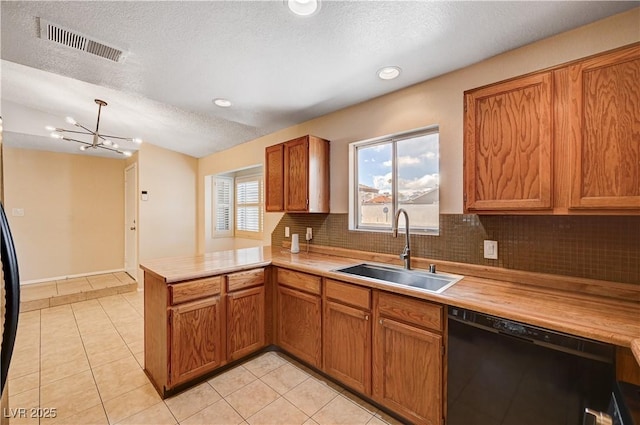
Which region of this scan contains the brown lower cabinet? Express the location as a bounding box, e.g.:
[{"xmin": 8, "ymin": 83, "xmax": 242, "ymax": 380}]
[
  {"xmin": 323, "ymin": 279, "xmax": 372, "ymax": 395},
  {"xmin": 227, "ymin": 285, "xmax": 265, "ymax": 361},
  {"xmin": 146, "ymin": 265, "xmax": 443, "ymax": 423},
  {"xmin": 275, "ymin": 268, "xmax": 322, "ymax": 367},
  {"xmin": 169, "ymin": 295, "xmax": 223, "ymax": 386},
  {"xmin": 372, "ymin": 291, "xmax": 444, "ymax": 425},
  {"xmin": 144, "ymin": 268, "xmax": 267, "ymax": 396}
]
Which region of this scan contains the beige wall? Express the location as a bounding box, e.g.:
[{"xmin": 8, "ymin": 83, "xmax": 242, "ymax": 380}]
[
  {"xmin": 3, "ymin": 147, "xmax": 125, "ymax": 282},
  {"xmin": 197, "ymin": 9, "xmax": 640, "ymax": 253},
  {"xmin": 138, "ymin": 143, "xmax": 198, "ymax": 267},
  {"xmin": 1, "ymin": 142, "xmax": 197, "ymax": 283}
]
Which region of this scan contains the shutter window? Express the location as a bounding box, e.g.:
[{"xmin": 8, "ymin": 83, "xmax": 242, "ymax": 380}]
[
  {"xmin": 235, "ymin": 175, "xmax": 263, "ymax": 237},
  {"xmin": 214, "ymin": 176, "xmax": 233, "ymax": 237}
]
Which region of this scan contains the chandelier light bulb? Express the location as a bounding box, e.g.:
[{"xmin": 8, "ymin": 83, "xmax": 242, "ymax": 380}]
[
  {"xmin": 79, "ymin": 146, "xmax": 87, "ymax": 151},
  {"xmin": 65, "ymin": 116, "xmax": 77, "ymax": 125},
  {"xmin": 45, "ymin": 125, "xmax": 56, "ymax": 131},
  {"xmin": 112, "ymin": 143, "xmax": 119, "ymax": 149},
  {"xmin": 103, "ymin": 140, "xmax": 112, "ymax": 146},
  {"xmin": 123, "ymin": 151, "xmax": 132, "ymax": 157},
  {"xmin": 50, "ymin": 132, "xmax": 63, "ymax": 139},
  {"xmin": 132, "ymin": 137, "xmax": 143, "ymax": 144}
]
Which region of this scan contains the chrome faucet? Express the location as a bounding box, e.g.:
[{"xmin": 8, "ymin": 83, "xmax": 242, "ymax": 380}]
[{"xmin": 392, "ymin": 208, "xmax": 411, "ymax": 270}]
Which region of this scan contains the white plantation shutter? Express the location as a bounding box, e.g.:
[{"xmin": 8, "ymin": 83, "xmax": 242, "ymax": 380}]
[
  {"xmin": 214, "ymin": 176, "xmax": 233, "ymax": 237},
  {"xmin": 235, "ymin": 175, "xmax": 263, "ymax": 237}
]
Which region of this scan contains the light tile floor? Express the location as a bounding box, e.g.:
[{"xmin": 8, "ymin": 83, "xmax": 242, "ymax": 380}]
[
  {"xmin": 7, "ymin": 291, "xmax": 402, "ymax": 425},
  {"xmin": 19, "ymin": 273, "xmax": 138, "ymax": 312}
]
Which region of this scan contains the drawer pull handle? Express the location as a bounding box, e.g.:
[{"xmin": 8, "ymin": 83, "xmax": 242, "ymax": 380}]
[
  {"xmin": 379, "ymin": 319, "xmax": 384, "ymax": 325},
  {"xmin": 365, "ymin": 315, "xmax": 369, "ymax": 321}
]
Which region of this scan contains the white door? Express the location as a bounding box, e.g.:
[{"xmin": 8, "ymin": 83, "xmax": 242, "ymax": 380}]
[{"xmin": 124, "ymin": 164, "xmax": 138, "ymax": 280}]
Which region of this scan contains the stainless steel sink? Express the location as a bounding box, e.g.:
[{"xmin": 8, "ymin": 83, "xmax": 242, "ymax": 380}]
[{"xmin": 333, "ymin": 263, "xmax": 463, "ymax": 293}]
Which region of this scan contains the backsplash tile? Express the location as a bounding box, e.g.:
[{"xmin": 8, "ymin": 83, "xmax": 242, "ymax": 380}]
[{"xmin": 271, "ymin": 213, "xmax": 639, "ymax": 285}]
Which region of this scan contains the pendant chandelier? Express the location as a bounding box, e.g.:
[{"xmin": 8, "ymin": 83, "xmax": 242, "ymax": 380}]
[{"xmin": 46, "ymin": 99, "xmax": 141, "ymax": 156}]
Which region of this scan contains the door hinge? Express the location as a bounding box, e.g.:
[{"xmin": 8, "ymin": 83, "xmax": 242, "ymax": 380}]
[{"xmin": 306, "ymin": 199, "xmax": 309, "ymax": 206}]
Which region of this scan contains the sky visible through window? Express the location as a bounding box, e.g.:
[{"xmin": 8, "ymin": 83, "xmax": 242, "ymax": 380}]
[{"xmin": 358, "ymin": 133, "xmax": 439, "ymax": 199}]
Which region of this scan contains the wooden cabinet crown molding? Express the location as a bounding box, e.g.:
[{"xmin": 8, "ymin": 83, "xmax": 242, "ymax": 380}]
[{"xmin": 464, "ymin": 42, "xmax": 640, "ymax": 215}]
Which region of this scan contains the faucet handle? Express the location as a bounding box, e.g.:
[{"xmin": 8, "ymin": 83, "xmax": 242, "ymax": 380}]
[{"xmin": 429, "ymin": 264, "xmax": 436, "ymax": 273}]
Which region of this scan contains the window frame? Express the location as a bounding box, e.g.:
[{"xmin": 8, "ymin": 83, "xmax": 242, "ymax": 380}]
[{"xmin": 348, "ymin": 126, "xmax": 440, "ymax": 235}]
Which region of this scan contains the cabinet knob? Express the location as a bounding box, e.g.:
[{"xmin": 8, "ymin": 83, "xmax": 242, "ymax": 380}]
[
  {"xmin": 379, "ymin": 319, "xmax": 384, "ymax": 325},
  {"xmin": 364, "ymin": 315, "xmax": 369, "ymax": 321}
]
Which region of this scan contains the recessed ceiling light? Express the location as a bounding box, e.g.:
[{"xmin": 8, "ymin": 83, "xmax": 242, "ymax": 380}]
[
  {"xmin": 378, "ymin": 66, "xmax": 401, "ymax": 80},
  {"xmin": 286, "ymin": 0, "xmax": 320, "ymax": 17},
  {"xmin": 213, "ymin": 98, "xmax": 232, "ymax": 108}
]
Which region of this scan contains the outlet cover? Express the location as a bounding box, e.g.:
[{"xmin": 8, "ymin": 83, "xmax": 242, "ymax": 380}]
[
  {"xmin": 484, "ymin": 240, "xmax": 498, "ymax": 260},
  {"xmin": 285, "ymin": 227, "xmax": 290, "ymax": 238}
]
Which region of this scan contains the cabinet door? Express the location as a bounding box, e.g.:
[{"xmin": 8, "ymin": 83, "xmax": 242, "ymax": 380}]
[
  {"xmin": 464, "ymin": 72, "xmax": 553, "ymax": 212},
  {"xmin": 227, "ymin": 286, "xmax": 265, "ymax": 361},
  {"xmin": 373, "ymin": 317, "xmax": 442, "ymax": 425},
  {"xmin": 277, "ymin": 285, "xmax": 321, "ymax": 367},
  {"xmin": 323, "ymin": 300, "xmax": 371, "ymax": 394},
  {"xmin": 284, "ymin": 137, "xmax": 310, "ymax": 212},
  {"xmin": 568, "ymin": 45, "xmax": 640, "ymax": 209},
  {"xmin": 169, "ymin": 296, "xmax": 223, "ymax": 387},
  {"xmin": 265, "ymin": 144, "xmax": 285, "ymax": 212}
]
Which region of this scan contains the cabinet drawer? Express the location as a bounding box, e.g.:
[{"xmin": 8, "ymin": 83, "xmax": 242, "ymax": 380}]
[
  {"xmin": 227, "ymin": 268, "xmax": 265, "ymax": 292},
  {"xmin": 169, "ymin": 276, "xmax": 222, "ymax": 305},
  {"xmin": 325, "ymin": 279, "xmax": 371, "ymax": 310},
  {"xmin": 376, "ymin": 291, "xmax": 442, "ymax": 332},
  {"xmin": 278, "ymin": 268, "xmax": 321, "ymax": 295}
]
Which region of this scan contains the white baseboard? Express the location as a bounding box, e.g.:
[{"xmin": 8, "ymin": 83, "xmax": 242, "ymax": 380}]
[{"xmin": 20, "ymin": 268, "xmax": 127, "ymax": 286}]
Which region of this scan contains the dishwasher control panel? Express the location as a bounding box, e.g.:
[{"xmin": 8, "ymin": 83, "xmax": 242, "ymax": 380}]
[{"xmin": 448, "ymin": 306, "xmax": 614, "ymax": 363}]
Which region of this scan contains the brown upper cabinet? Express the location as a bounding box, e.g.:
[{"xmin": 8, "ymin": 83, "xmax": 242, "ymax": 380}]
[
  {"xmin": 265, "ymin": 135, "xmax": 330, "ymax": 213},
  {"xmin": 464, "ymin": 43, "xmax": 640, "ymax": 214}
]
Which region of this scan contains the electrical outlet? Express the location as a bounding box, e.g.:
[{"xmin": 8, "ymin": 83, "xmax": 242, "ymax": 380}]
[
  {"xmin": 306, "ymin": 227, "xmax": 313, "ymax": 241},
  {"xmin": 484, "ymin": 240, "xmax": 498, "ymax": 260},
  {"xmin": 285, "ymin": 227, "xmax": 290, "ymax": 238}
]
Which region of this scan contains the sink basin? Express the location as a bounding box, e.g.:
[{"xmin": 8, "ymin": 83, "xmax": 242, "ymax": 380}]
[{"xmin": 333, "ymin": 263, "xmax": 463, "ymax": 293}]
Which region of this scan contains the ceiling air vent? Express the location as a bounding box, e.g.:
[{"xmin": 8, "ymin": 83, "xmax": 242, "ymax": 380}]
[{"xmin": 37, "ymin": 18, "xmax": 126, "ymax": 63}]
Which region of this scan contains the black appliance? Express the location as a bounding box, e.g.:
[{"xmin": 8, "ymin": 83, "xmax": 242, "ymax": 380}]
[
  {"xmin": 448, "ymin": 306, "xmax": 614, "ymax": 425},
  {"xmin": 1, "ymin": 202, "xmax": 21, "ymax": 395}
]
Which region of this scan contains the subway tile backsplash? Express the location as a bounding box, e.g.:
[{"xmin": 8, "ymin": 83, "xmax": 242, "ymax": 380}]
[{"xmin": 271, "ymin": 213, "xmax": 640, "ymax": 285}]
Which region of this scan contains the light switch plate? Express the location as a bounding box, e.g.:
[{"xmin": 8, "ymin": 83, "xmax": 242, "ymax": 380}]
[
  {"xmin": 484, "ymin": 240, "xmax": 498, "ymax": 260},
  {"xmin": 285, "ymin": 227, "xmax": 290, "ymax": 238},
  {"xmin": 12, "ymin": 208, "xmax": 24, "ymax": 217}
]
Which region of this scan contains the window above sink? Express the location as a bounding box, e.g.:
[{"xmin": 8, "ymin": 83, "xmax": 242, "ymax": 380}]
[{"xmin": 348, "ymin": 126, "xmax": 440, "ymax": 235}]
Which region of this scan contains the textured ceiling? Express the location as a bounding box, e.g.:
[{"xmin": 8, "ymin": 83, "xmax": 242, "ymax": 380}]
[{"xmin": 1, "ymin": 1, "xmax": 637, "ymax": 158}]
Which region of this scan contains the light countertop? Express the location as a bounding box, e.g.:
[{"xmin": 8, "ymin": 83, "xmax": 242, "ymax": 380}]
[{"xmin": 141, "ymin": 246, "xmax": 640, "ymax": 358}]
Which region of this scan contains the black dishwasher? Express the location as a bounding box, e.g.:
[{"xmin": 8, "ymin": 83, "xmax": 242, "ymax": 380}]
[{"xmin": 448, "ymin": 307, "xmax": 614, "ymax": 425}]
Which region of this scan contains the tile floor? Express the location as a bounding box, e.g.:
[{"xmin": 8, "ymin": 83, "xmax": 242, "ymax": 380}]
[
  {"xmin": 19, "ymin": 273, "xmax": 138, "ymax": 312},
  {"xmin": 7, "ymin": 290, "xmax": 402, "ymax": 425}
]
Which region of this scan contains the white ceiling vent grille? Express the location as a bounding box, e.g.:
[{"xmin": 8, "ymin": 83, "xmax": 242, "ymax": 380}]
[{"xmin": 37, "ymin": 18, "xmax": 126, "ymax": 63}]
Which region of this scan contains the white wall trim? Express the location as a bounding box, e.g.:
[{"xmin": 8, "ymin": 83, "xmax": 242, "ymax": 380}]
[{"xmin": 20, "ymin": 268, "xmax": 127, "ymax": 285}]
